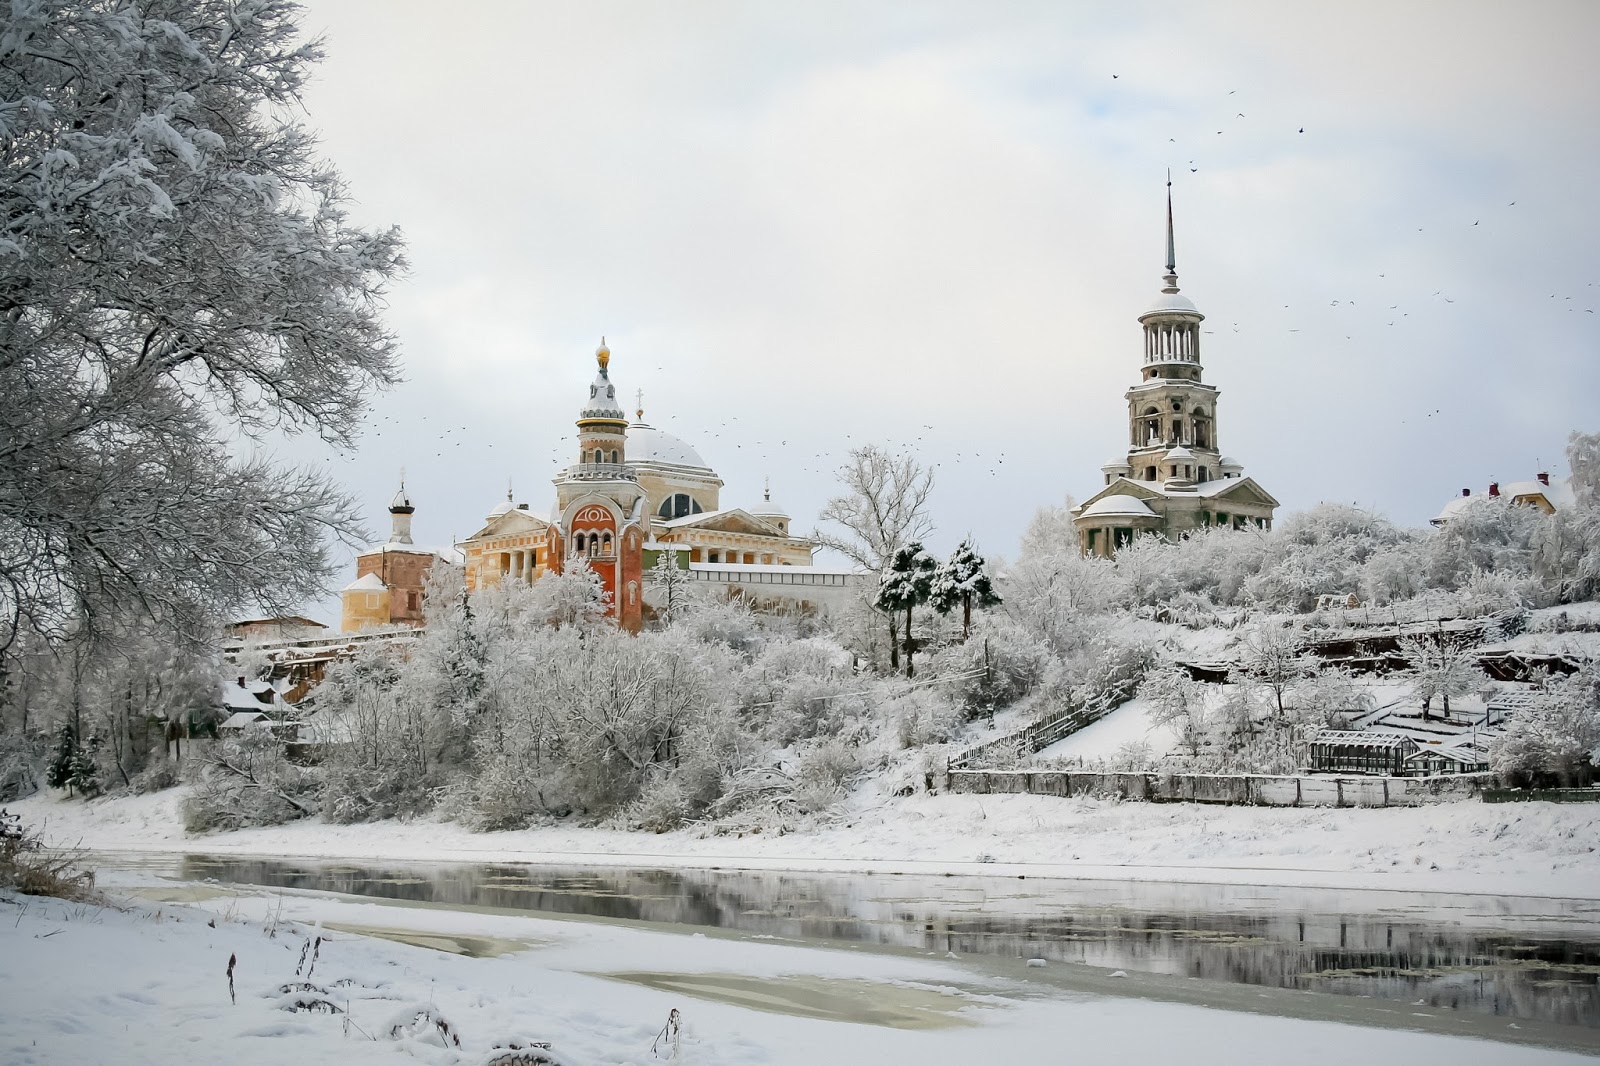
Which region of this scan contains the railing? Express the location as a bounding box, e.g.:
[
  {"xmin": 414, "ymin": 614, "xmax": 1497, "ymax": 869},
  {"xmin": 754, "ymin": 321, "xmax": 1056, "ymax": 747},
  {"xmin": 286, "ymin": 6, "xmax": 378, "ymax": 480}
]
[{"xmin": 563, "ymin": 462, "xmax": 637, "ymax": 481}]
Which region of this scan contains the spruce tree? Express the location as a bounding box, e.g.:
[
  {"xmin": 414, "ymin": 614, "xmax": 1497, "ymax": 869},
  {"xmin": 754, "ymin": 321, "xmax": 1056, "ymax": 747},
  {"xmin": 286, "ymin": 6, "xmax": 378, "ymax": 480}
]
[
  {"xmin": 874, "ymin": 542, "xmax": 937, "ymax": 677},
  {"xmin": 46, "ymin": 723, "xmax": 77, "ymax": 791},
  {"xmin": 931, "ymin": 537, "xmax": 1002, "ymax": 640}
]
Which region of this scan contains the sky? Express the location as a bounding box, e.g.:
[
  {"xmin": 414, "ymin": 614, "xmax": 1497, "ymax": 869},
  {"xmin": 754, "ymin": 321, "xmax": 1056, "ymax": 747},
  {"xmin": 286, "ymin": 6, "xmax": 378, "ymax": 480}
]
[{"xmin": 278, "ymin": 0, "xmax": 1600, "ymax": 621}]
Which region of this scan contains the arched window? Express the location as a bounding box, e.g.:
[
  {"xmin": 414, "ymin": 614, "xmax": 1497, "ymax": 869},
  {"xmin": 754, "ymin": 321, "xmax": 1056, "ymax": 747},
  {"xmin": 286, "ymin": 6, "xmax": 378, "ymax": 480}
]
[
  {"xmin": 601, "ymin": 532, "xmax": 613, "ymax": 554},
  {"xmin": 656, "ymin": 493, "xmax": 703, "ymax": 520},
  {"xmin": 609, "ymin": 450, "xmax": 618, "ymax": 464},
  {"xmin": 592, "ymin": 449, "xmax": 603, "ymax": 464},
  {"xmin": 589, "ymin": 532, "xmax": 601, "ymax": 554},
  {"xmin": 574, "ymin": 534, "xmax": 586, "ymax": 555}
]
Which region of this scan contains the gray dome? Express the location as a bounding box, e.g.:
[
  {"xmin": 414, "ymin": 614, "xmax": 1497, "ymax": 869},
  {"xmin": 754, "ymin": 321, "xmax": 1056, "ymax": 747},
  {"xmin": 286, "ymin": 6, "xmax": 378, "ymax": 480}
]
[{"xmin": 627, "ymin": 422, "xmax": 712, "ymax": 472}]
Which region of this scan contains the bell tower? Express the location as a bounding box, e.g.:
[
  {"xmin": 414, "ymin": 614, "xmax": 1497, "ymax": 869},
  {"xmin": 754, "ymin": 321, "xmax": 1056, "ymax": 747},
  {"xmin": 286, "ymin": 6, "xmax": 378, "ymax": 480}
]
[{"xmin": 1124, "ymin": 176, "xmax": 1222, "ymax": 486}]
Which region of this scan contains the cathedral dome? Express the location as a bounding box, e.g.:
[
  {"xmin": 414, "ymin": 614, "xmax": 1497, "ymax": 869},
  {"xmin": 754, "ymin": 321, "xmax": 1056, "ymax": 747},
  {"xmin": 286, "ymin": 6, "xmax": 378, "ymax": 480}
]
[
  {"xmin": 1220, "ymin": 455, "xmax": 1244, "ymax": 475},
  {"xmin": 627, "ymin": 421, "xmax": 713, "ymax": 472},
  {"xmin": 1081, "ymin": 494, "xmax": 1157, "ymax": 519},
  {"xmin": 1165, "ymin": 445, "xmax": 1197, "ymax": 463}
]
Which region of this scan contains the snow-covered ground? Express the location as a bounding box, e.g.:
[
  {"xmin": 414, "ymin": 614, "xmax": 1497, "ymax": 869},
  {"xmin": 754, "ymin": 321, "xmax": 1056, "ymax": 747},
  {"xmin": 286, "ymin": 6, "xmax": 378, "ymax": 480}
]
[
  {"xmin": 4, "ymin": 874, "xmax": 1596, "ymax": 1065},
  {"xmin": 14, "ymin": 785, "xmax": 1600, "ymax": 899},
  {"xmin": 1032, "ymin": 693, "xmax": 1177, "ymax": 762}
]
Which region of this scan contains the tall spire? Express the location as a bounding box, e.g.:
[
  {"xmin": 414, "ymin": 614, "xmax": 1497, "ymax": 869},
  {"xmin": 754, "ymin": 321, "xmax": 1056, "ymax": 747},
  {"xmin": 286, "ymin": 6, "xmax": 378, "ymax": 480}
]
[
  {"xmin": 1163, "ymin": 171, "xmax": 1179, "ymax": 293},
  {"xmin": 636, "ymin": 388, "xmax": 644, "ymax": 422}
]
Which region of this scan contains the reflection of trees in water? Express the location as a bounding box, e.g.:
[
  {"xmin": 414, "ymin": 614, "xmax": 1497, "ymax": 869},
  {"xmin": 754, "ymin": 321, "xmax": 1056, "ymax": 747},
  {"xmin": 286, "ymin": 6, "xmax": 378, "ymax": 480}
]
[{"xmin": 179, "ymin": 856, "xmax": 1598, "ymax": 1027}]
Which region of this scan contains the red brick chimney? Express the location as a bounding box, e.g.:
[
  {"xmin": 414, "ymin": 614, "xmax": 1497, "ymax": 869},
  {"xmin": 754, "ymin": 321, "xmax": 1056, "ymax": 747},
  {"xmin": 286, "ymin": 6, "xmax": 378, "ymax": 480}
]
[
  {"xmin": 1537, "ymin": 472, "xmax": 1550, "ymax": 486},
  {"xmin": 1488, "ymin": 482, "xmax": 1500, "ymax": 497},
  {"xmin": 1461, "ymin": 488, "xmax": 1471, "ymax": 497}
]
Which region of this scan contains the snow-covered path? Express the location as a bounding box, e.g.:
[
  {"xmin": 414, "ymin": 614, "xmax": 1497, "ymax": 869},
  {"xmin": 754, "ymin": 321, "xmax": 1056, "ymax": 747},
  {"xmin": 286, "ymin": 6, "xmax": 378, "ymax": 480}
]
[{"xmin": 14, "ymin": 786, "xmax": 1600, "ymax": 899}]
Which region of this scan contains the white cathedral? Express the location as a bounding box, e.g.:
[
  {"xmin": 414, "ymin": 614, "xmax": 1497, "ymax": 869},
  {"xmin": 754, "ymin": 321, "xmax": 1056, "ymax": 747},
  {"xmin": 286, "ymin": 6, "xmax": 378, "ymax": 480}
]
[{"xmin": 1072, "ymin": 185, "xmax": 1279, "ymax": 555}]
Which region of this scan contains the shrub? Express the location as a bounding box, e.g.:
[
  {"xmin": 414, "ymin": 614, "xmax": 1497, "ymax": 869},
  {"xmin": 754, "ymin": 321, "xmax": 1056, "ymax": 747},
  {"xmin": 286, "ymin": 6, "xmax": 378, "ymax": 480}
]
[{"xmin": 0, "ymin": 808, "xmax": 96, "ymax": 901}]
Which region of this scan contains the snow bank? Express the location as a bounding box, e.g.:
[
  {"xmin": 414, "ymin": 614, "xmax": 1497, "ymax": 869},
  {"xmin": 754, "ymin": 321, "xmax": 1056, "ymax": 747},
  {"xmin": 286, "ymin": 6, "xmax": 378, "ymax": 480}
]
[{"xmin": 13, "ymin": 786, "xmax": 1600, "ymax": 899}]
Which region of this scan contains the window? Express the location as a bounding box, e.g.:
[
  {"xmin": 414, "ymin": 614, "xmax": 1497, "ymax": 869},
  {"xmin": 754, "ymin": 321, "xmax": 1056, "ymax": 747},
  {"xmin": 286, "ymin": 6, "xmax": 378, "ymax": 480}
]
[
  {"xmin": 1198, "ymin": 466, "xmax": 1208, "ymax": 483},
  {"xmin": 656, "ymin": 493, "xmax": 703, "ymax": 520},
  {"xmin": 1145, "ymin": 466, "xmax": 1156, "ymax": 480},
  {"xmin": 708, "ymin": 552, "xmax": 720, "ymax": 563},
  {"xmin": 609, "ymin": 450, "xmax": 618, "ymax": 463},
  {"xmin": 592, "ymin": 449, "xmax": 603, "ymax": 464},
  {"xmin": 601, "ymin": 532, "xmax": 613, "ymax": 554}
]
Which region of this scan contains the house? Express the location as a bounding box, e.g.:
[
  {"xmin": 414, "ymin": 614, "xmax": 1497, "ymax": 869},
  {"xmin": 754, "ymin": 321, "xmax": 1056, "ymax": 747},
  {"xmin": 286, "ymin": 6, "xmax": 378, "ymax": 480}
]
[
  {"xmin": 226, "ymin": 616, "xmax": 329, "ymax": 642},
  {"xmin": 1431, "ymin": 473, "xmax": 1575, "ymax": 527}
]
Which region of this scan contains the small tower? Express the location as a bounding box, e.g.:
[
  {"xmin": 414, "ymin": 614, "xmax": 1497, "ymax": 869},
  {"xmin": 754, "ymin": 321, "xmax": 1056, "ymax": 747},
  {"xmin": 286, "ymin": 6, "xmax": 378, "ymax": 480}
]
[
  {"xmin": 553, "ymin": 339, "xmax": 647, "ymax": 633},
  {"xmin": 575, "ymin": 338, "xmax": 629, "ymax": 470},
  {"xmin": 388, "ymin": 477, "xmax": 415, "ymax": 545}
]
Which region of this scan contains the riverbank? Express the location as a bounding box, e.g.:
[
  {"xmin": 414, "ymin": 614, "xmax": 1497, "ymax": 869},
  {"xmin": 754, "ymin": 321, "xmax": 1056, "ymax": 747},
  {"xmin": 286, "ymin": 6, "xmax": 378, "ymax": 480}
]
[
  {"xmin": 14, "ymin": 786, "xmax": 1600, "ymax": 899},
  {"xmin": 9, "ymin": 876, "xmax": 1595, "ymax": 1066}
]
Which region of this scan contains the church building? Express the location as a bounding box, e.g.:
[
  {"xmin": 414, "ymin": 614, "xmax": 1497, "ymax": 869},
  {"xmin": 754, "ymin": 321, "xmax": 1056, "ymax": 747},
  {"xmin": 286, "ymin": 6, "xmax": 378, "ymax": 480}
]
[
  {"xmin": 338, "ymin": 482, "xmax": 447, "ymax": 632},
  {"xmin": 1072, "ymin": 184, "xmax": 1279, "ymax": 555},
  {"xmin": 453, "ymin": 341, "xmax": 817, "ymax": 633}
]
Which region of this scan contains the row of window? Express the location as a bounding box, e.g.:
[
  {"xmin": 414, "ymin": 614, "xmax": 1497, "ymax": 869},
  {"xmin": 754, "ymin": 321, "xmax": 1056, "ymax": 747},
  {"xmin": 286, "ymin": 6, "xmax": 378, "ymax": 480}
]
[
  {"xmin": 657, "ymin": 492, "xmax": 705, "ymax": 519},
  {"xmin": 574, "ymin": 531, "xmax": 613, "ymax": 556},
  {"xmin": 589, "ymin": 449, "xmax": 621, "ymax": 465}
]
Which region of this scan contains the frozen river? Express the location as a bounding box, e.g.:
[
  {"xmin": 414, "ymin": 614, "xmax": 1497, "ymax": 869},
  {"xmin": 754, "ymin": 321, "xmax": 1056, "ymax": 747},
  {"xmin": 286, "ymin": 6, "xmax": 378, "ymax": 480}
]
[{"xmin": 96, "ymin": 851, "xmax": 1600, "ymax": 1053}]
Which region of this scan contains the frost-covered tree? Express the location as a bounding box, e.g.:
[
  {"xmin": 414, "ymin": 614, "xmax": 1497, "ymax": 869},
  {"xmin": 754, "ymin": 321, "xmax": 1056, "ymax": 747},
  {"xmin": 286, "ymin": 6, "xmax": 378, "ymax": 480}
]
[
  {"xmin": 1492, "ymin": 661, "xmax": 1600, "ymax": 785},
  {"xmin": 530, "ymin": 558, "xmax": 610, "ymax": 629},
  {"xmin": 0, "ymin": 0, "xmax": 405, "ymax": 652},
  {"xmin": 813, "ymin": 446, "xmax": 934, "ymax": 572},
  {"xmin": 1399, "ymin": 634, "xmax": 1484, "ymax": 720},
  {"xmin": 1236, "ymin": 624, "xmax": 1317, "ymax": 719},
  {"xmin": 874, "ymin": 541, "xmax": 936, "ymax": 676},
  {"xmin": 930, "ymin": 537, "xmax": 1001, "ymax": 639},
  {"xmin": 647, "ymin": 550, "xmax": 694, "ymax": 627},
  {"xmin": 1139, "ymin": 662, "xmax": 1210, "ymax": 758}
]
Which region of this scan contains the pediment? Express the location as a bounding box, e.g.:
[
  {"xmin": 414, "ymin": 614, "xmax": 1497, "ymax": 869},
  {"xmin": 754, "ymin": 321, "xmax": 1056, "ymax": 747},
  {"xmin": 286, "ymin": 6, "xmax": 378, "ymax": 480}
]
[
  {"xmin": 1208, "ymin": 477, "xmax": 1280, "ymax": 509},
  {"xmin": 662, "ymin": 508, "xmax": 786, "ymax": 538},
  {"xmin": 465, "ymin": 508, "xmax": 549, "ymax": 543}
]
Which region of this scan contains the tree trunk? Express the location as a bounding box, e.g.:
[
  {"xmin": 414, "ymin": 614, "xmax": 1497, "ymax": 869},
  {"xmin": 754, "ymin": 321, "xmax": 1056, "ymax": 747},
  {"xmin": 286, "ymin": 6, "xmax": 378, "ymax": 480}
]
[
  {"xmin": 887, "ymin": 611, "xmax": 899, "ymax": 671},
  {"xmin": 905, "ymin": 605, "xmax": 916, "ymax": 679},
  {"xmin": 962, "ymin": 593, "xmax": 972, "ymax": 641}
]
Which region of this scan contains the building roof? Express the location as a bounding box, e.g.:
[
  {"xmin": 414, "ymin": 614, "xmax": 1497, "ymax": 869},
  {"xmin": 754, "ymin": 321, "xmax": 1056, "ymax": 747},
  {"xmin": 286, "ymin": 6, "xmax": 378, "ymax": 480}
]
[
  {"xmin": 627, "ymin": 421, "xmax": 713, "ymax": 472},
  {"xmin": 1310, "ymin": 730, "xmax": 1414, "ymax": 749},
  {"xmin": 1141, "ymin": 290, "xmax": 1198, "ymax": 315},
  {"xmin": 341, "ymin": 572, "xmax": 387, "ymax": 593},
  {"xmin": 579, "ymin": 342, "xmax": 627, "ymax": 422},
  {"xmin": 221, "ymin": 711, "xmax": 270, "ymax": 730},
  {"xmin": 1079, "ymin": 494, "xmax": 1158, "ymax": 519},
  {"xmin": 1165, "ymin": 445, "xmax": 1197, "ymax": 463}
]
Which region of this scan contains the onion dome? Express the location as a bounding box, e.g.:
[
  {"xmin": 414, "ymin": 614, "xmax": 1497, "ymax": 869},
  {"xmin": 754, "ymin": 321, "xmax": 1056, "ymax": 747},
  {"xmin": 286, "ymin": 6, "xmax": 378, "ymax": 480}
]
[{"xmin": 1080, "ymin": 494, "xmax": 1157, "ymax": 519}]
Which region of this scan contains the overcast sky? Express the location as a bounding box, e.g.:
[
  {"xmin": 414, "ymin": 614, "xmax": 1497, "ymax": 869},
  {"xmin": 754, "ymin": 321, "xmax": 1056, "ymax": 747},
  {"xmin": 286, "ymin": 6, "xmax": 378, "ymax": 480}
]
[{"xmin": 279, "ymin": 0, "xmax": 1600, "ymax": 620}]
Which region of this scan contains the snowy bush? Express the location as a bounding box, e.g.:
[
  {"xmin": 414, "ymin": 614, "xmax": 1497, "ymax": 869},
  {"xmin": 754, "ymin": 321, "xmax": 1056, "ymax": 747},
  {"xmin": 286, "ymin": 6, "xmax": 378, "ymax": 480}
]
[
  {"xmin": 1492, "ymin": 662, "xmax": 1600, "ymax": 786},
  {"xmin": 928, "ymin": 617, "xmax": 1052, "ymax": 715},
  {"xmin": 183, "ymin": 733, "xmax": 318, "ymax": 833},
  {"xmin": 890, "ymin": 687, "xmax": 964, "ymax": 748}
]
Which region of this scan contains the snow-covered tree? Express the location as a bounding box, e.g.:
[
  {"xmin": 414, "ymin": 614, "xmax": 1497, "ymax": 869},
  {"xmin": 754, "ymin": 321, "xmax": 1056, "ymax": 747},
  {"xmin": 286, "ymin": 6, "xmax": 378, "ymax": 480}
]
[
  {"xmin": 530, "ymin": 558, "xmax": 610, "ymax": 629},
  {"xmin": 1398, "ymin": 634, "xmax": 1484, "ymax": 720},
  {"xmin": 930, "ymin": 537, "xmax": 1001, "ymax": 639},
  {"xmin": 647, "ymin": 551, "xmax": 694, "ymax": 627},
  {"xmin": 874, "ymin": 542, "xmax": 936, "ymax": 676},
  {"xmin": 0, "ymin": 0, "xmax": 405, "ymax": 652},
  {"xmin": 1236, "ymin": 623, "xmax": 1317, "ymax": 718},
  {"xmin": 1492, "ymin": 662, "xmax": 1600, "ymax": 785},
  {"xmin": 1139, "ymin": 662, "xmax": 1211, "ymax": 758},
  {"xmin": 813, "ymin": 446, "xmax": 934, "ymax": 572}
]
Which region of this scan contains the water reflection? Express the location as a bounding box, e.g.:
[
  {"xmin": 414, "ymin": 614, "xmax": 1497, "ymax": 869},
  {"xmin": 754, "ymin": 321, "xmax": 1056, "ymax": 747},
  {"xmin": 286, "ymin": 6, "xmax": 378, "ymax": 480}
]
[{"xmin": 171, "ymin": 855, "xmax": 1600, "ymax": 1028}]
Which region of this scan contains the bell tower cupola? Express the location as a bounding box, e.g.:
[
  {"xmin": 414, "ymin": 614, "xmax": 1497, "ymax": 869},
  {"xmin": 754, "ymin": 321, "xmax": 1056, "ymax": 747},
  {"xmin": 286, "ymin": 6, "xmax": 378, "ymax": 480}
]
[
  {"xmin": 573, "ymin": 338, "xmax": 630, "ymax": 472},
  {"xmin": 1123, "ymin": 177, "xmax": 1223, "ymax": 484}
]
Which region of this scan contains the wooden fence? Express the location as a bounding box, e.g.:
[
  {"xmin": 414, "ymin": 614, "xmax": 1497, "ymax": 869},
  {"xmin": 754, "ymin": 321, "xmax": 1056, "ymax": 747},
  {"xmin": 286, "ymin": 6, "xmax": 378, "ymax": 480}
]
[{"xmin": 946, "ymin": 768, "xmax": 1492, "ymax": 807}]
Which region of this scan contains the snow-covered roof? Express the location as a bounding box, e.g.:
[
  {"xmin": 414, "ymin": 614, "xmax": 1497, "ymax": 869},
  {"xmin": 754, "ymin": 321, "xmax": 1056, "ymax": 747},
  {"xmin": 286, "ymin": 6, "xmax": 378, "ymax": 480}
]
[
  {"xmin": 751, "ymin": 487, "xmax": 789, "ymax": 519},
  {"xmin": 1079, "ymin": 494, "xmax": 1158, "ymax": 519},
  {"xmin": 626, "ymin": 421, "xmax": 713, "ymax": 472},
  {"xmin": 1119, "ymin": 476, "xmax": 1269, "ymax": 500},
  {"xmin": 1310, "ymin": 730, "xmax": 1413, "ymax": 749},
  {"xmin": 689, "ymin": 562, "xmax": 860, "ymax": 577},
  {"xmin": 342, "ymin": 572, "xmax": 387, "ymax": 593},
  {"xmin": 1503, "ymin": 476, "xmax": 1575, "ymax": 509},
  {"xmin": 1165, "ymin": 445, "xmax": 1197, "ymax": 463},
  {"xmin": 659, "ymin": 508, "xmax": 787, "ymax": 536},
  {"xmin": 220, "ymin": 711, "xmax": 270, "ymax": 730},
  {"xmin": 1101, "ymin": 458, "xmax": 1132, "ymax": 473},
  {"xmin": 1219, "ymin": 456, "xmax": 1243, "ymax": 472}
]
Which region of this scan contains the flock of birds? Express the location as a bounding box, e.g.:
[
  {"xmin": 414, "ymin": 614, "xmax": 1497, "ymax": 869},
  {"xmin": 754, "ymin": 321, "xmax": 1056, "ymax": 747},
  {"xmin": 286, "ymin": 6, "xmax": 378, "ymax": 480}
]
[{"xmin": 326, "ymin": 69, "xmax": 1592, "ymax": 534}]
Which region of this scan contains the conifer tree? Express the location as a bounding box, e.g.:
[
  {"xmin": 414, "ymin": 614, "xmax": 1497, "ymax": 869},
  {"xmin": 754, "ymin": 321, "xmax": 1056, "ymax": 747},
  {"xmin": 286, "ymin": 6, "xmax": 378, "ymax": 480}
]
[
  {"xmin": 45, "ymin": 723, "xmax": 77, "ymax": 792},
  {"xmin": 931, "ymin": 537, "xmax": 1002, "ymax": 639},
  {"xmin": 874, "ymin": 542, "xmax": 937, "ymax": 677}
]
